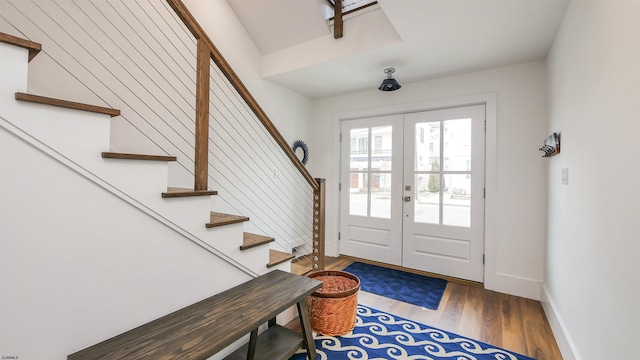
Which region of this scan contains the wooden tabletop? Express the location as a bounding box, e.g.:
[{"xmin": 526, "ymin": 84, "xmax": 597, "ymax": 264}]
[{"xmin": 68, "ymin": 270, "xmax": 322, "ymax": 360}]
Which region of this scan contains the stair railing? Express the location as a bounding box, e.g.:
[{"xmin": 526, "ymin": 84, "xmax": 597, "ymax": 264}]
[{"xmin": 166, "ymin": 0, "xmax": 325, "ymax": 272}]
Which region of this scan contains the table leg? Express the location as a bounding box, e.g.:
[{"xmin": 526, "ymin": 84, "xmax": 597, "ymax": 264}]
[
  {"xmin": 246, "ymin": 328, "xmax": 258, "ymax": 360},
  {"xmin": 296, "ymin": 300, "xmax": 316, "ymax": 360}
]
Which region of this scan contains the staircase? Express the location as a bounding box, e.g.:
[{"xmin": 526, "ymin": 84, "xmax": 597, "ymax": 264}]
[
  {"xmin": 0, "ymin": 34, "xmax": 293, "ymax": 276},
  {"xmin": 1, "ymin": 28, "xmax": 303, "ymax": 360}
]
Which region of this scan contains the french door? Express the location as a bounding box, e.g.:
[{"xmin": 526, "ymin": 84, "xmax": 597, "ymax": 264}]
[
  {"xmin": 339, "ymin": 115, "xmax": 404, "ymax": 265},
  {"xmin": 340, "ymin": 105, "xmax": 486, "ymax": 282}
]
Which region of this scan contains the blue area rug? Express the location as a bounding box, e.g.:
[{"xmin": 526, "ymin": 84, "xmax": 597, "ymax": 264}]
[
  {"xmin": 343, "ymin": 262, "xmax": 447, "ymax": 310},
  {"xmin": 291, "ymin": 304, "xmax": 534, "ymax": 360}
]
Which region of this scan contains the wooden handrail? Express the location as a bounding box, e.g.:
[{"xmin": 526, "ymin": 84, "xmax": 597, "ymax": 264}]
[{"xmin": 166, "ymin": 0, "xmax": 318, "ymax": 192}]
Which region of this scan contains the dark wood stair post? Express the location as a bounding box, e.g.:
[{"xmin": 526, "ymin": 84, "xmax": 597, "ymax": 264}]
[{"xmin": 195, "ymin": 38, "xmax": 210, "ymax": 191}]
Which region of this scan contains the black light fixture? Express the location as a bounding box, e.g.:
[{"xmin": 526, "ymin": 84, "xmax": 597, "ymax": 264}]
[{"xmin": 378, "ymin": 67, "xmax": 401, "ymax": 91}]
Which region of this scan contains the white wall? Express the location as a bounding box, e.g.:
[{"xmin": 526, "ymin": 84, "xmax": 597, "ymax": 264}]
[
  {"xmin": 544, "ymin": 1, "xmax": 640, "ymax": 359},
  {"xmin": 310, "ymin": 61, "xmax": 548, "ymax": 299}
]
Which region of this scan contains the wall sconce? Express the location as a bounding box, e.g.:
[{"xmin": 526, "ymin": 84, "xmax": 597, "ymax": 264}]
[{"xmin": 378, "ymin": 68, "xmax": 401, "ymax": 91}]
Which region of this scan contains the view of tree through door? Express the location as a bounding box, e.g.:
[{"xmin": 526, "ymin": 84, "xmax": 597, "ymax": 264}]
[
  {"xmin": 402, "ymin": 105, "xmax": 485, "ymax": 282},
  {"xmin": 340, "ymin": 105, "xmax": 486, "ymax": 282}
]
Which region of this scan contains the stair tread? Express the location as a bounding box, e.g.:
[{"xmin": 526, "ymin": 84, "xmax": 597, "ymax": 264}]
[
  {"xmin": 0, "ymin": 32, "xmax": 41, "ymax": 61},
  {"xmin": 241, "ymin": 232, "xmax": 275, "ymax": 250},
  {"xmin": 162, "ymin": 187, "xmax": 218, "ymax": 198},
  {"xmin": 206, "ymin": 212, "xmax": 250, "ymax": 228},
  {"xmin": 15, "ymin": 92, "xmax": 120, "ymax": 117},
  {"xmin": 102, "ymin": 152, "xmax": 177, "ymax": 162},
  {"xmin": 267, "ymin": 249, "xmax": 295, "ymax": 268}
]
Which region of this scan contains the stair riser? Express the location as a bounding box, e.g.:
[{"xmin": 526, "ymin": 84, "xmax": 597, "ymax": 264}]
[
  {"xmin": 269, "ymin": 260, "xmax": 293, "ymax": 274},
  {"xmin": 8, "ymin": 103, "xmax": 111, "ymax": 163},
  {"xmin": 0, "ymin": 43, "xmax": 28, "ymax": 99},
  {"xmin": 99, "ymin": 160, "xmax": 169, "ymax": 200},
  {"xmin": 157, "ymin": 196, "xmax": 214, "ymax": 230},
  {"xmin": 27, "ymin": 55, "xmax": 107, "ymax": 112}
]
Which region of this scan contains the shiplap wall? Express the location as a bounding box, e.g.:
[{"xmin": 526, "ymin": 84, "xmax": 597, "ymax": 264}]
[{"xmin": 0, "ymin": 0, "xmax": 312, "ymax": 252}]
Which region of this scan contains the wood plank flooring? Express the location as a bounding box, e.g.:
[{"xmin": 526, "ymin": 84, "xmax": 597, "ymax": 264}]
[{"xmin": 287, "ymin": 256, "xmax": 562, "ymax": 360}]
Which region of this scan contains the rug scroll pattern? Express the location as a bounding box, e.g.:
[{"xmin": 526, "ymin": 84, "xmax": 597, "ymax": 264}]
[{"xmin": 291, "ymin": 305, "xmax": 534, "ymax": 360}]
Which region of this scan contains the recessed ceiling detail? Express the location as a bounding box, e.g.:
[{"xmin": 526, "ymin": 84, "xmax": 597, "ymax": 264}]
[
  {"xmin": 227, "ymin": 0, "xmax": 571, "ymax": 99},
  {"xmin": 227, "ymin": 0, "xmax": 331, "ymax": 55}
]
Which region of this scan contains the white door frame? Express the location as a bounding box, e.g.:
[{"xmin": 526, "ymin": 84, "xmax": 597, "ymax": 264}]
[{"xmin": 332, "ymin": 93, "xmax": 497, "ymax": 289}]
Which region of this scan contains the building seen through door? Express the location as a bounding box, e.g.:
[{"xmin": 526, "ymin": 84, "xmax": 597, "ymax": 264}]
[{"xmin": 348, "ymin": 121, "xmax": 471, "ymax": 226}]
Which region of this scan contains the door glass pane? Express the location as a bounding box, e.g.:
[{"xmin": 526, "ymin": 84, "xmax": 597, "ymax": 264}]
[
  {"xmin": 415, "ymin": 122, "xmax": 439, "ymax": 171},
  {"xmin": 349, "ymin": 172, "xmax": 367, "ymax": 216},
  {"xmin": 415, "ymin": 174, "xmax": 439, "ymax": 224},
  {"xmin": 443, "ymin": 174, "xmax": 471, "ymax": 227},
  {"xmin": 350, "ymin": 128, "xmax": 368, "ymax": 170},
  {"xmin": 371, "ymin": 126, "xmax": 392, "ymax": 171},
  {"xmin": 371, "ymin": 173, "xmax": 391, "ymax": 218},
  {"xmin": 443, "ymin": 118, "xmax": 471, "ymax": 171}
]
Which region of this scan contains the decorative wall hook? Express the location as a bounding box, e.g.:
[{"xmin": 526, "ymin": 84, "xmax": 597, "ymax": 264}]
[{"xmin": 539, "ymin": 133, "xmax": 560, "ymax": 157}]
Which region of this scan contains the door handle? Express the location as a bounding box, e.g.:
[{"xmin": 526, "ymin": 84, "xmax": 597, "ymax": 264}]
[{"xmin": 404, "ymin": 196, "xmax": 411, "ymax": 202}]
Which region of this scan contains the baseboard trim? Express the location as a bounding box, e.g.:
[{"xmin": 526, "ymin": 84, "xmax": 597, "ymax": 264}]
[
  {"xmin": 490, "ymin": 272, "xmax": 541, "ymax": 300},
  {"xmin": 540, "ymin": 285, "xmax": 582, "ymax": 360}
]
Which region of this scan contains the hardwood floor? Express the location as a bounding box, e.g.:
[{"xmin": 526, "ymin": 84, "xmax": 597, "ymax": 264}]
[{"xmin": 287, "ymin": 256, "xmax": 562, "ymax": 360}]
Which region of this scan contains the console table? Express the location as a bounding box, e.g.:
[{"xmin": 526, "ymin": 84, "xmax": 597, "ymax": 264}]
[{"xmin": 68, "ymin": 270, "xmax": 323, "ymax": 360}]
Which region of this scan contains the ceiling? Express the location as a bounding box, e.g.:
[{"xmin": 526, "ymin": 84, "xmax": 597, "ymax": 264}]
[{"xmin": 227, "ymin": 0, "xmax": 571, "ymax": 99}]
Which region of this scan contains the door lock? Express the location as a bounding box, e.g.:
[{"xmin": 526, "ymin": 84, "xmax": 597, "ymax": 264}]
[{"xmin": 404, "ymin": 196, "xmax": 411, "ymax": 202}]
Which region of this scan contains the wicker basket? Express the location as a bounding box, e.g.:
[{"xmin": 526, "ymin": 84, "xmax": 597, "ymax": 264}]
[{"xmin": 305, "ymin": 270, "xmax": 360, "ymax": 336}]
